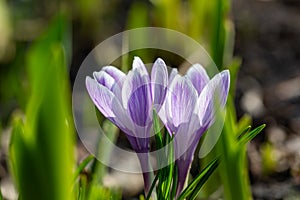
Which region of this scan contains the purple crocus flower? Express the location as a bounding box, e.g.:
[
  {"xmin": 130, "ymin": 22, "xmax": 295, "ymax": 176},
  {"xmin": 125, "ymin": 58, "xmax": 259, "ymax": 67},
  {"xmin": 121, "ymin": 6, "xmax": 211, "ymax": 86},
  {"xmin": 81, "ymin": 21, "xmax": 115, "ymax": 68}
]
[
  {"xmin": 159, "ymin": 64, "xmax": 230, "ymax": 196},
  {"xmin": 85, "ymin": 57, "xmax": 168, "ymax": 194}
]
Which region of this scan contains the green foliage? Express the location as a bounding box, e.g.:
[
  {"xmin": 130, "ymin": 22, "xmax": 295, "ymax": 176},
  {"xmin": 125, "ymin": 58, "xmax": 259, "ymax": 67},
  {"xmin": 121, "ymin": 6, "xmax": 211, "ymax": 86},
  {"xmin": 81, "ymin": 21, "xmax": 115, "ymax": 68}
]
[
  {"xmin": 239, "ymin": 124, "xmax": 266, "ymax": 145},
  {"xmin": 0, "ymin": 181, "xmax": 3, "ymax": 200},
  {"xmin": 73, "ymin": 155, "xmax": 94, "ymax": 183},
  {"xmin": 177, "ymin": 158, "xmax": 219, "ymax": 200},
  {"xmin": 9, "ymin": 14, "xmax": 75, "ymax": 200},
  {"xmin": 90, "ymin": 119, "xmax": 119, "ymax": 185},
  {"xmin": 201, "ymin": 93, "xmax": 265, "ymax": 200}
]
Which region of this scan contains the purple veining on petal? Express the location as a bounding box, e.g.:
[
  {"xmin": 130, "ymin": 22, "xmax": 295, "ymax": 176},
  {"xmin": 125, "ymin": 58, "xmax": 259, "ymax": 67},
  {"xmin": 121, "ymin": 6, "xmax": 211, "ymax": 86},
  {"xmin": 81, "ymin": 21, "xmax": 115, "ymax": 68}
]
[
  {"xmin": 86, "ymin": 77, "xmax": 116, "ymax": 118},
  {"xmin": 122, "ymin": 58, "xmax": 151, "ymax": 110},
  {"xmin": 93, "ymin": 71, "xmax": 115, "ymax": 90},
  {"xmin": 132, "ymin": 56, "xmax": 149, "ymax": 77},
  {"xmin": 151, "ymin": 58, "xmax": 168, "ymax": 110},
  {"xmin": 196, "ymin": 70, "xmax": 230, "ymax": 127},
  {"xmin": 128, "ymin": 84, "xmax": 151, "ymax": 126},
  {"xmin": 172, "ymin": 114, "xmax": 201, "ymax": 197},
  {"xmin": 185, "ymin": 63, "xmax": 209, "ymax": 95},
  {"xmin": 125, "ymin": 65, "xmax": 152, "ymax": 127},
  {"xmin": 110, "ymin": 97, "xmax": 134, "ymax": 133},
  {"xmin": 169, "ymin": 68, "xmax": 178, "ymax": 84},
  {"xmin": 220, "ymin": 70, "xmax": 230, "ymax": 106},
  {"xmin": 102, "ymin": 66, "xmax": 126, "ymax": 83},
  {"xmin": 166, "ymin": 75, "xmax": 197, "ymax": 128}
]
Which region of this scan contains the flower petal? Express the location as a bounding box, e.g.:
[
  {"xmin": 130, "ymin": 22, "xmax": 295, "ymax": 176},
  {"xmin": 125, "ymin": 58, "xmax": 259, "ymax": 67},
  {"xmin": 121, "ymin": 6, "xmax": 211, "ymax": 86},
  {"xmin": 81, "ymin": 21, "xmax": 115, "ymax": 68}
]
[
  {"xmin": 86, "ymin": 76, "xmax": 115, "ymax": 118},
  {"xmin": 127, "ymin": 83, "xmax": 152, "ymax": 126},
  {"xmin": 122, "ymin": 67, "xmax": 152, "ymax": 126},
  {"xmin": 173, "ymin": 114, "xmax": 201, "ymax": 197},
  {"xmin": 132, "ymin": 56, "xmax": 149, "ymax": 77},
  {"xmin": 93, "ymin": 71, "xmax": 115, "ymax": 90},
  {"xmin": 169, "ymin": 68, "xmax": 178, "ymax": 84},
  {"xmin": 122, "ymin": 57, "xmax": 151, "ymax": 109},
  {"xmin": 196, "ymin": 70, "xmax": 230, "ymax": 127},
  {"xmin": 105, "ymin": 67, "xmax": 125, "ymax": 101},
  {"xmin": 151, "ymin": 58, "xmax": 168, "ymax": 108},
  {"xmin": 166, "ymin": 75, "xmax": 198, "ymax": 128},
  {"xmin": 185, "ymin": 63, "xmax": 209, "ymax": 95},
  {"xmin": 102, "ymin": 66, "xmax": 126, "ymax": 83},
  {"xmin": 109, "ymin": 97, "xmax": 134, "ymax": 132}
]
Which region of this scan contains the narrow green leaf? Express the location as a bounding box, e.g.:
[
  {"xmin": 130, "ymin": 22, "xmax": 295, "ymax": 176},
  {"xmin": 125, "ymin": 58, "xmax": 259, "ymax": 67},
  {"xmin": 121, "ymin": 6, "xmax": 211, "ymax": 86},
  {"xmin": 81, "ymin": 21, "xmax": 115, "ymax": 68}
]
[
  {"xmin": 90, "ymin": 119, "xmax": 119, "ymax": 185},
  {"xmin": 164, "ymin": 144, "xmax": 174, "ymax": 198},
  {"xmin": 170, "ymin": 165, "xmax": 178, "ymax": 200},
  {"xmin": 73, "ymin": 155, "xmax": 94, "ymax": 183},
  {"xmin": 240, "ymin": 124, "xmax": 266, "ymax": 145},
  {"xmin": 78, "ymin": 175, "xmax": 88, "ymax": 200},
  {"xmin": 177, "ymin": 158, "xmax": 219, "ymax": 200},
  {"xmin": 0, "ymin": 184, "xmax": 3, "ymax": 200},
  {"xmin": 153, "ymin": 109, "xmax": 166, "ymax": 199},
  {"xmin": 237, "ymin": 125, "xmax": 251, "ymax": 141},
  {"xmin": 9, "ymin": 14, "xmax": 75, "ymax": 200},
  {"xmin": 145, "ymin": 172, "xmax": 160, "ymax": 200},
  {"xmin": 153, "ymin": 110, "xmax": 163, "ymax": 149}
]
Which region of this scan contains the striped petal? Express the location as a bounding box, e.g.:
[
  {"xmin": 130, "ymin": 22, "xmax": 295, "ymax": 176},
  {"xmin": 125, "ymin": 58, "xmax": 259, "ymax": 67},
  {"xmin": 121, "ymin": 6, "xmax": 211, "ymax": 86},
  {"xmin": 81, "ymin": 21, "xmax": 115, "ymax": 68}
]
[
  {"xmin": 93, "ymin": 71, "xmax": 115, "ymax": 90},
  {"xmin": 166, "ymin": 75, "xmax": 198, "ymax": 128},
  {"xmin": 132, "ymin": 56, "xmax": 149, "ymax": 77},
  {"xmin": 196, "ymin": 70, "xmax": 230, "ymax": 127},
  {"xmin": 172, "ymin": 114, "xmax": 201, "ymax": 197},
  {"xmin": 104, "ymin": 67, "xmax": 125, "ymax": 101},
  {"xmin": 123, "ymin": 68, "xmax": 152, "ymax": 127},
  {"xmin": 151, "ymin": 58, "xmax": 168, "ymax": 108},
  {"xmin": 102, "ymin": 66, "xmax": 125, "ymax": 83},
  {"xmin": 185, "ymin": 63, "xmax": 209, "ymax": 95},
  {"xmin": 169, "ymin": 68, "xmax": 178, "ymax": 84},
  {"xmin": 122, "ymin": 57, "xmax": 150, "ymax": 109},
  {"xmin": 86, "ymin": 77, "xmax": 115, "ymax": 118}
]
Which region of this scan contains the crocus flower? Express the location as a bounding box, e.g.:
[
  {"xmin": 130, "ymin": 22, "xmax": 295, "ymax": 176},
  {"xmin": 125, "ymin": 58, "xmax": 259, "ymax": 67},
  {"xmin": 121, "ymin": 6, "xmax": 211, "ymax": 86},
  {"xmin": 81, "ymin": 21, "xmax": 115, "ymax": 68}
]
[
  {"xmin": 159, "ymin": 64, "xmax": 230, "ymax": 196},
  {"xmin": 85, "ymin": 57, "xmax": 168, "ymax": 194}
]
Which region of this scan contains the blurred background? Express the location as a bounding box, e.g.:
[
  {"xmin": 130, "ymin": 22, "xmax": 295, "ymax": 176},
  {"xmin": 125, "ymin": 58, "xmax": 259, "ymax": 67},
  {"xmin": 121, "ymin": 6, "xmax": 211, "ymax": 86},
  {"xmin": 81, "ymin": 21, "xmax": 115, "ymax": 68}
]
[{"xmin": 0, "ymin": 0, "xmax": 300, "ymax": 199}]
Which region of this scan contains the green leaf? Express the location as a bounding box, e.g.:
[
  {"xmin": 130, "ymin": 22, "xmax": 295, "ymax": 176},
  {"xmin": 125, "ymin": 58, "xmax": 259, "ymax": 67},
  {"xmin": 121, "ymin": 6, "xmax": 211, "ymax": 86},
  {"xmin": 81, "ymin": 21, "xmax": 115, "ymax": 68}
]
[
  {"xmin": 239, "ymin": 124, "xmax": 266, "ymax": 145},
  {"xmin": 153, "ymin": 110, "xmax": 163, "ymax": 149},
  {"xmin": 177, "ymin": 158, "xmax": 219, "ymax": 200},
  {"xmin": 237, "ymin": 125, "xmax": 251, "ymax": 141},
  {"xmin": 0, "ymin": 186, "xmax": 3, "ymax": 200},
  {"xmin": 78, "ymin": 174, "xmax": 88, "ymax": 200},
  {"xmin": 9, "ymin": 14, "xmax": 75, "ymax": 200},
  {"xmin": 73, "ymin": 155, "xmax": 94, "ymax": 183},
  {"xmin": 170, "ymin": 165, "xmax": 178, "ymax": 200},
  {"xmin": 90, "ymin": 119, "xmax": 119, "ymax": 185},
  {"xmin": 145, "ymin": 171, "xmax": 160, "ymax": 200},
  {"xmin": 164, "ymin": 143, "xmax": 174, "ymax": 198}
]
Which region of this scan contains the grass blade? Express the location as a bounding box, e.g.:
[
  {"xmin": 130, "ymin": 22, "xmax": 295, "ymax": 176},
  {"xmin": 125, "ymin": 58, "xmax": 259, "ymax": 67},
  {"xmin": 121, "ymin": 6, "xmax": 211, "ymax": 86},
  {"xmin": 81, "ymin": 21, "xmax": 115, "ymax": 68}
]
[
  {"xmin": 177, "ymin": 158, "xmax": 219, "ymax": 200},
  {"xmin": 73, "ymin": 155, "xmax": 94, "ymax": 182},
  {"xmin": 240, "ymin": 124, "xmax": 266, "ymax": 145},
  {"xmin": 170, "ymin": 165, "xmax": 178, "ymax": 200},
  {"xmin": 237, "ymin": 125, "xmax": 251, "ymax": 141},
  {"xmin": 145, "ymin": 172, "xmax": 160, "ymax": 200}
]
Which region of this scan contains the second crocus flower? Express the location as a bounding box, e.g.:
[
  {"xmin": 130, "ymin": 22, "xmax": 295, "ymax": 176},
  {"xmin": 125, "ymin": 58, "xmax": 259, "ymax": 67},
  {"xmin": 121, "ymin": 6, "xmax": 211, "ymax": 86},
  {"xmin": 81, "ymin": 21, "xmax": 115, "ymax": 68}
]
[{"xmin": 159, "ymin": 64, "xmax": 230, "ymax": 196}]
